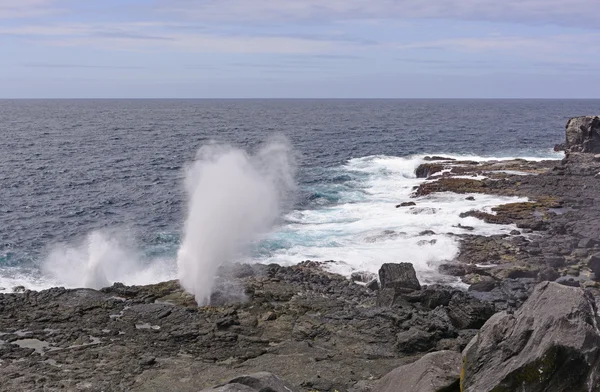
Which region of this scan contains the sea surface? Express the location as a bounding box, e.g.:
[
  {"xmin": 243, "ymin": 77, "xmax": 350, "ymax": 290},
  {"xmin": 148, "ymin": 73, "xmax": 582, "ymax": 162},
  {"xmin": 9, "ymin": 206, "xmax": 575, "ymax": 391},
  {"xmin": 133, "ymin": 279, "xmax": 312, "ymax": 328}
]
[{"xmin": 1, "ymin": 99, "xmax": 598, "ymax": 292}]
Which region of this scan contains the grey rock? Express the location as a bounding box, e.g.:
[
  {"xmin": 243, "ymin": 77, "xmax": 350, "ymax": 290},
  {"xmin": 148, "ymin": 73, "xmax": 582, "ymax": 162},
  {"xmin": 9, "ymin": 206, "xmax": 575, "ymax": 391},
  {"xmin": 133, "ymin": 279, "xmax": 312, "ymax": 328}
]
[
  {"xmin": 565, "ymin": 116, "xmax": 600, "ymax": 153},
  {"xmin": 589, "ymin": 252, "xmax": 600, "ymax": 278},
  {"xmin": 578, "ymin": 238, "xmax": 598, "ymax": 248},
  {"xmin": 545, "ymin": 256, "xmax": 566, "ymax": 268},
  {"xmin": 537, "ymin": 267, "xmax": 559, "ymax": 282},
  {"xmin": 447, "ymin": 292, "xmax": 495, "ymax": 330},
  {"xmin": 378, "ymin": 263, "xmax": 421, "ymax": 293},
  {"xmin": 373, "ymin": 351, "xmax": 461, "ymax": 392},
  {"xmin": 396, "ymin": 201, "xmax": 416, "ymax": 208},
  {"xmin": 461, "ymin": 282, "xmax": 600, "ymax": 392}
]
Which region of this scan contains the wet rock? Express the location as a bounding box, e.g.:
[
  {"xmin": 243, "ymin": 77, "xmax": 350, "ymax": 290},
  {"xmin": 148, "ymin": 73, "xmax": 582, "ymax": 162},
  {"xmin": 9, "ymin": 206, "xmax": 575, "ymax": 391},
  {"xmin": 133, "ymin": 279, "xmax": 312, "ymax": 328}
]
[
  {"xmin": 396, "ymin": 201, "xmax": 416, "ymax": 208},
  {"xmin": 366, "ymin": 279, "xmax": 379, "ymax": 291},
  {"xmin": 461, "ymin": 282, "xmax": 600, "ymax": 392},
  {"xmin": 465, "ymin": 196, "xmax": 475, "ymax": 201},
  {"xmin": 378, "ymin": 263, "xmax": 421, "ymax": 293},
  {"xmin": 415, "ymin": 163, "xmax": 444, "ymax": 178},
  {"xmin": 423, "ymin": 156, "xmax": 456, "ymax": 162},
  {"xmin": 351, "ymin": 271, "xmax": 377, "ymax": 284},
  {"xmin": 468, "ymin": 280, "xmax": 497, "ymax": 292},
  {"xmin": 373, "ymin": 351, "xmax": 461, "ymax": 392},
  {"xmin": 438, "ymin": 263, "xmax": 468, "ymax": 277}
]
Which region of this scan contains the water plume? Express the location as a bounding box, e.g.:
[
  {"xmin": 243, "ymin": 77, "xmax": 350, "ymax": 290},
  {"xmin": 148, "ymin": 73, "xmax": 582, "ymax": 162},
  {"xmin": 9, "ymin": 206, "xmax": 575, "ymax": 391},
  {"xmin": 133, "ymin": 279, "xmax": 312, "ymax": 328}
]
[
  {"xmin": 177, "ymin": 138, "xmax": 295, "ymax": 305},
  {"xmin": 42, "ymin": 231, "xmax": 175, "ymax": 289}
]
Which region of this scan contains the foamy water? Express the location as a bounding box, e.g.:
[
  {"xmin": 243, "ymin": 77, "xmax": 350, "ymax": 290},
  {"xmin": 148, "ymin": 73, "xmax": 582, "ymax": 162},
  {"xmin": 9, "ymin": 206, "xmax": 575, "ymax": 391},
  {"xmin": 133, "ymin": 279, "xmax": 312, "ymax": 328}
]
[{"xmin": 0, "ymin": 150, "xmax": 562, "ymax": 293}]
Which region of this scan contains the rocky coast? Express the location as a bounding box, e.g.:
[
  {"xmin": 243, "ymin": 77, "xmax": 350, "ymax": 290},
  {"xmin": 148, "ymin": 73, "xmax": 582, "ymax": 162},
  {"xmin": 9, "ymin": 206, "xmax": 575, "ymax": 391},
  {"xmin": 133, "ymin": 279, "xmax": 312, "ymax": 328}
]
[{"xmin": 2, "ymin": 116, "xmax": 600, "ymax": 392}]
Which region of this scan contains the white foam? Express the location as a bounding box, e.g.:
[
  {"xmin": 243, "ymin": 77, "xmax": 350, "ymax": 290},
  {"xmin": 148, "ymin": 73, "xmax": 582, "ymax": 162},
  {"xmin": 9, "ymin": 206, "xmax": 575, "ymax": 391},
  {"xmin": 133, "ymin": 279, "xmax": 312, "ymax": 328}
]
[{"xmin": 254, "ymin": 153, "xmax": 537, "ymax": 284}]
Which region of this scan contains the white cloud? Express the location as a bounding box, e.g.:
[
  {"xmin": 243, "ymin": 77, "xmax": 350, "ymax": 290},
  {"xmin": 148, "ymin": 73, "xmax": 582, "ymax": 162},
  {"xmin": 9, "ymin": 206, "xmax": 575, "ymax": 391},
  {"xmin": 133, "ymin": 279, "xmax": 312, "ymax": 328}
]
[
  {"xmin": 156, "ymin": 0, "xmax": 600, "ymax": 28},
  {"xmin": 0, "ymin": 23, "xmax": 346, "ymax": 54},
  {"xmin": 0, "ymin": 0, "xmax": 58, "ymax": 18}
]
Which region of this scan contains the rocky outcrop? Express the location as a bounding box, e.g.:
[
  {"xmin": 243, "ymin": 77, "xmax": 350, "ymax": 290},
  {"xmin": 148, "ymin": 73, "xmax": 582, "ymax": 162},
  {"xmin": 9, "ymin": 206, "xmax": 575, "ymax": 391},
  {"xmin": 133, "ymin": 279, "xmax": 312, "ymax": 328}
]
[
  {"xmin": 378, "ymin": 263, "xmax": 421, "ymax": 292},
  {"xmin": 461, "ymin": 281, "xmax": 600, "ymax": 392},
  {"xmin": 201, "ymin": 372, "xmax": 299, "ymax": 392},
  {"xmin": 0, "ymin": 262, "xmax": 495, "ymax": 392},
  {"xmin": 565, "ymin": 115, "xmax": 600, "ymax": 153},
  {"xmin": 373, "ymin": 351, "xmax": 461, "ymax": 392}
]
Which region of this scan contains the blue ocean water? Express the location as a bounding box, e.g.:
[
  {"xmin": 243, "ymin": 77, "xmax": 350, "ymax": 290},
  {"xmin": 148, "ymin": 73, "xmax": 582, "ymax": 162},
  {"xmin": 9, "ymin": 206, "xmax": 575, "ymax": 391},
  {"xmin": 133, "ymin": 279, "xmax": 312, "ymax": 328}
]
[{"xmin": 1, "ymin": 99, "xmax": 598, "ymax": 290}]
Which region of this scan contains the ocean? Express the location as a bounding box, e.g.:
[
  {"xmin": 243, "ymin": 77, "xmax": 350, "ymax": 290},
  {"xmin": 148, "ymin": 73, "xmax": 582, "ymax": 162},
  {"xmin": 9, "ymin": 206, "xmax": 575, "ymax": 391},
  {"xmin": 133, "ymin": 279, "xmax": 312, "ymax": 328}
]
[{"xmin": 1, "ymin": 99, "xmax": 598, "ymax": 293}]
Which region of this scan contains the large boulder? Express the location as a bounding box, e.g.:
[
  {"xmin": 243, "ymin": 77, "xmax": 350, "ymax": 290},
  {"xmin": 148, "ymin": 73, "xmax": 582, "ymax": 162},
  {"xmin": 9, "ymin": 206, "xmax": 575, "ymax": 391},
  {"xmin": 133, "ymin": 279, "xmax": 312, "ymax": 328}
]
[
  {"xmin": 565, "ymin": 116, "xmax": 600, "ymax": 153},
  {"xmin": 201, "ymin": 372, "xmax": 299, "ymax": 392},
  {"xmin": 373, "ymin": 350, "xmax": 461, "ymax": 392},
  {"xmin": 378, "ymin": 263, "xmax": 421, "ymax": 293},
  {"xmin": 461, "ymin": 282, "xmax": 600, "ymax": 392}
]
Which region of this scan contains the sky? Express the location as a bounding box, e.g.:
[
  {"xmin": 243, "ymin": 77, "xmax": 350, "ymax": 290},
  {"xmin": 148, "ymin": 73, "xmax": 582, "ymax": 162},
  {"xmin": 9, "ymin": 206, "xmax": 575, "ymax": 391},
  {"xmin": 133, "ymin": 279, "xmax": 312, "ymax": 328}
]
[{"xmin": 1, "ymin": 0, "xmax": 600, "ymax": 98}]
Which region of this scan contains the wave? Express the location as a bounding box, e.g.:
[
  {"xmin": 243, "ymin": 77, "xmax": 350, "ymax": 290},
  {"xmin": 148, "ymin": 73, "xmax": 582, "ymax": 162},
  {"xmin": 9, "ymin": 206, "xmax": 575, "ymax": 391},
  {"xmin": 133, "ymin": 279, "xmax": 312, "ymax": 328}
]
[{"xmin": 0, "ymin": 148, "xmax": 560, "ymax": 293}]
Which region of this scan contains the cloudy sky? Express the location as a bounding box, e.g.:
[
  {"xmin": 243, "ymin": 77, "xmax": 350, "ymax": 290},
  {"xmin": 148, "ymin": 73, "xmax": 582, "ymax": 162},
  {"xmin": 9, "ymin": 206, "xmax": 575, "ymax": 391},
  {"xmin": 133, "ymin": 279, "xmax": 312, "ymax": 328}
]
[{"xmin": 1, "ymin": 0, "xmax": 600, "ymax": 98}]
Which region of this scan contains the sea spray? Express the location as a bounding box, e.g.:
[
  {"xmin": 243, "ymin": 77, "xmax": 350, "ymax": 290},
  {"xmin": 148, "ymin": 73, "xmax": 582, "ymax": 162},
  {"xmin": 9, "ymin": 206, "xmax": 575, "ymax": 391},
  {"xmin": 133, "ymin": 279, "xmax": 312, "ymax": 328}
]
[
  {"xmin": 42, "ymin": 231, "xmax": 176, "ymax": 289},
  {"xmin": 177, "ymin": 138, "xmax": 295, "ymax": 305}
]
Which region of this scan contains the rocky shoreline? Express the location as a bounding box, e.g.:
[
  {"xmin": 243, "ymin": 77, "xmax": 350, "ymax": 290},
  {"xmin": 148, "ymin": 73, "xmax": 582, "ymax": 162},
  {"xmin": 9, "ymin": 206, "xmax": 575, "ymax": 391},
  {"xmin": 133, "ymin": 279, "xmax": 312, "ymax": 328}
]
[{"xmin": 2, "ymin": 116, "xmax": 600, "ymax": 392}]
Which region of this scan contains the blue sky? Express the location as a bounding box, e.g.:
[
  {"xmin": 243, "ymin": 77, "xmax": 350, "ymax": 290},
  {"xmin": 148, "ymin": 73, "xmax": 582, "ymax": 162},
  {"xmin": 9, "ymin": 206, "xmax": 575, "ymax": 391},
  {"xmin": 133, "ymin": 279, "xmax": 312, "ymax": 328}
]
[{"xmin": 1, "ymin": 0, "xmax": 600, "ymax": 98}]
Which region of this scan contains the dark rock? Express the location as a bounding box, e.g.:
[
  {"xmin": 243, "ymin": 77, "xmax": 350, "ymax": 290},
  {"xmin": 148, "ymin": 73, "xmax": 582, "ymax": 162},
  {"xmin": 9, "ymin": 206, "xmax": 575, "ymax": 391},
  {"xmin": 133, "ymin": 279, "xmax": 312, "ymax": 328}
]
[
  {"xmin": 395, "ymin": 327, "xmax": 435, "ymax": 353},
  {"xmin": 510, "ymin": 230, "xmax": 521, "ymax": 235},
  {"xmin": 555, "ymin": 274, "xmax": 582, "ymax": 287},
  {"xmin": 455, "ymin": 224, "xmax": 474, "ymax": 231},
  {"xmin": 578, "ymin": 238, "xmax": 598, "ymax": 248},
  {"xmin": 351, "ymin": 271, "xmax": 377, "ymax": 283},
  {"xmin": 203, "ymin": 372, "xmax": 299, "ymax": 392},
  {"xmin": 139, "ymin": 356, "xmax": 156, "ymax": 366},
  {"xmin": 545, "ymin": 256, "xmax": 566, "ymax": 268},
  {"xmin": 461, "ymin": 282, "xmax": 600, "ymax": 392},
  {"xmin": 565, "ymin": 115, "xmax": 600, "ymax": 153},
  {"xmin": 419, "ymin": 230, "xmax": 436, "ymax": 236},
  {"xmin": 415, "ymin": 163, "xmax": 444, "ymax": 178},
  {"xmin": 378, "ymin": 263, "xmax": 421, "ymax": 293},
  {"xmin": 447, "ymin": 292, "xmax": 495, "ymax": 330},
  {"xmin": 423, "ymin": 156, "xmax": 456, "ymax": 161},
  {"xmin": 465, "ymin": 196, "xmax": 475, "ymax": 201},
  {"xmin": 373, "ymin": 351, "xmax": 461, "ymax": 392},
  {"xmin": 396, "ymin": 201, "xmax": 416, "ymax": 208},
  {"xmin": 589, "ymin": 253, "xmax": 600, "ymax": 278},
  {"xmin": 537, "ymin": 267, "xmax": 560, "ymax": 282},
  {"xmin": 438, "ymin": 263, "xmax": 468, "ymax": 277},
  {"xmin": 366, "ymin": 279, "xmax": 379, "ymax": 291},
  {"xmin": 468, "ymin": 280, "xmax": 497, "ymax": 292}
]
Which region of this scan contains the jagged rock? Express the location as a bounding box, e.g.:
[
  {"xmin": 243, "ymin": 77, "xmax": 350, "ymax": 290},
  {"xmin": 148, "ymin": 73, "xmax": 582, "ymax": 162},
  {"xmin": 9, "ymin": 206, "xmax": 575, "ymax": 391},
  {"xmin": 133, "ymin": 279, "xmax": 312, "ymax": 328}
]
[
  {"xmin": 461, "ymin": 282, "xmax": 600, "ymax": 392},
  {"xmin": 201, "ymin": 372, "xmax": 299, "ymax": 392},
  {"xmin": 589, "ymin": 253, "xmax": 600, "ymax": 278},
  {"xmin": 538, "ymin": 267, "xmax": 560, "ymax": 282},
  {"xmin": 378, "ymin": 263, "xmax": 421, "ymax": 293},
  {"xmin": 447, "ymin": 292, "xmax": 495, "ymax": 329},
  {"xmin": 373, "ymin": 351, "xmax": 461, "ymax": 392},
  {"xmin": 545, "ymin": 256, "xmax": 566, "ymax": 268},
  {"xmin": 415, "ymin": 163, "xmax": 444, "ymax": 178},
  {"xmin": 565, "ymin": 115, "xmax": 600, "ymax": 153},
  {"xmin": 423, "ymin": 156, "xmax": 456, "ymax": 161},
  {"xmin": 578, "ymin": 238, "xmax": 598, "ymax": 248}
]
